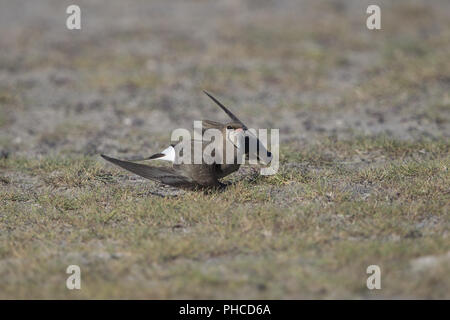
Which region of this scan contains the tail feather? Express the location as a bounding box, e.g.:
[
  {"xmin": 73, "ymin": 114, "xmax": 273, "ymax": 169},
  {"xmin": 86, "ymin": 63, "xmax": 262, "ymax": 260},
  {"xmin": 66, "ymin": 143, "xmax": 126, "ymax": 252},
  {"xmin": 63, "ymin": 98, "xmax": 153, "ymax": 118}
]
[
  {"xmin": 116, "ymin": 145, "xmax": 175, "ymax": 163},
  {"xmin": 101, "ymin": 154, "xmax": 193, "ymax": 187},
  {"xmin": 148, "ymin": 153, "xmax": 165, "ymax": 160}
]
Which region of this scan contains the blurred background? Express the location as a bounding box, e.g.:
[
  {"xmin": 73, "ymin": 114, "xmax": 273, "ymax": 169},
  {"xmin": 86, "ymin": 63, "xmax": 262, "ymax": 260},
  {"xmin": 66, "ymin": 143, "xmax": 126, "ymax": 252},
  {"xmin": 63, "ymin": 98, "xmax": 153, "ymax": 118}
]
[
  {"xmin": 1, "ymin": 0, "xmax": 448, "ymax": 157},
  {"xmin": 0, "ymin": 0, "xmax": 449, "ymax": 299}
]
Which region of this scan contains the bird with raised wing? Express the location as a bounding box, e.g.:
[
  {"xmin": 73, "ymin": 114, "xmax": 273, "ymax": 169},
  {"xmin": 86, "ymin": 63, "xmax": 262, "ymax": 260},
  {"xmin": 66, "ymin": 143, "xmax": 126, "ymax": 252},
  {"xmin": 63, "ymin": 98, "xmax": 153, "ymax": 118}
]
[{"xmin": 101, "ymin": 91, "xmax": 272, "ymax": 189}]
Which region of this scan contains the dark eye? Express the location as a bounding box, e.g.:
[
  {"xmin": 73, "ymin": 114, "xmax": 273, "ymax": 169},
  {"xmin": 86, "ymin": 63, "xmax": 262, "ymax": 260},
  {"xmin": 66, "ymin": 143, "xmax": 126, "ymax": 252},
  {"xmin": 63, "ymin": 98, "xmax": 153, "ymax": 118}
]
[{"xmin": 227, "ymin": 125, "xmax": 233, "ymax": 129}]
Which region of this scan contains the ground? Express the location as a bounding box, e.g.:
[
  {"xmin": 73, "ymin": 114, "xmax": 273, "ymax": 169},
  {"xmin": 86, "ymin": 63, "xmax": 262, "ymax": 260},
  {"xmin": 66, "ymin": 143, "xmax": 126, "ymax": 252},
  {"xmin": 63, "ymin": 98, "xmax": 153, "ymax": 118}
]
[{"xmin": 0, "ymin": 0, "xmax": 449, "ymax": 299}]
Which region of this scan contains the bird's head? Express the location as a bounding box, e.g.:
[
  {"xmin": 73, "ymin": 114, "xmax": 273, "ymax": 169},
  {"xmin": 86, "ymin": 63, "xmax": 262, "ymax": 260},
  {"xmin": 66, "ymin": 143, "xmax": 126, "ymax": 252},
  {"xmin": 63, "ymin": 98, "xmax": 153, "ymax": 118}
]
[
  {"xmin": 224, "ymin": 121, "xmax": 245, "ymax": 149},
  {"xmin": 224, "ymin": 122, "xmax": 272, "ymax": 165},
  {"xmin": 204, "ymin": 91, "xmax": 273, "ymax": 166}
]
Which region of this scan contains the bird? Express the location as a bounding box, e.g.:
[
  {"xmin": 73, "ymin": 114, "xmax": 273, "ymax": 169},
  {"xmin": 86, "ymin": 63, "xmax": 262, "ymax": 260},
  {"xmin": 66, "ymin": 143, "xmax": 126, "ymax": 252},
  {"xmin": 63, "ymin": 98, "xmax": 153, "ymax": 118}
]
[{"xmin": 101, "ymin": 91, "xmax": 272, "ymax": 190}]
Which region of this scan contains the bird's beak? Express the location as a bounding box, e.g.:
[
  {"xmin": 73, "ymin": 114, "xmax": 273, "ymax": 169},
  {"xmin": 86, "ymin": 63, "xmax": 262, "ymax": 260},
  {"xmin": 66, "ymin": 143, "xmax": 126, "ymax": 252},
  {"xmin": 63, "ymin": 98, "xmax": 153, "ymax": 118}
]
[{"xmin": 244, "ymin": 131, "xmax": 272, "ymax": 165}]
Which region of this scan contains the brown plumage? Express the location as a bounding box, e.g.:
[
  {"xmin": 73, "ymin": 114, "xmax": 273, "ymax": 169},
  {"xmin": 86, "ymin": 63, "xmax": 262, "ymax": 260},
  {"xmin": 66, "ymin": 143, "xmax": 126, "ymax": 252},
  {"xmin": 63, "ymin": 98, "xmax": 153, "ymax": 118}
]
[{"xmin": 101, "ymin": 91, "xmax": 272, "ymax": 189}]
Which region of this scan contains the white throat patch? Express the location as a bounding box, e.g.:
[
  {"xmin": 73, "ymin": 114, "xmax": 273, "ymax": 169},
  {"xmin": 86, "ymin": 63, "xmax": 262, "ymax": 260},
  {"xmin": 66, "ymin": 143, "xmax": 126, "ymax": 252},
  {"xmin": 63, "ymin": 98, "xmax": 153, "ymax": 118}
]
[{"xmin": 227, "ymin": 129, "xmax": 244, "ymax": 149}]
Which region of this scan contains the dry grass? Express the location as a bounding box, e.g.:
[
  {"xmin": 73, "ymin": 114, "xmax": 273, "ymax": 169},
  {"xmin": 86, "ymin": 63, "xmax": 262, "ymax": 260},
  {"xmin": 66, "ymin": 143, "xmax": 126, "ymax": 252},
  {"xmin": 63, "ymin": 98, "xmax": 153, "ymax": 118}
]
[
  {"xmin": 1, "ymin": 136, "xmax": 449, "ymax": 299},
  {"xmin": 0, "ymin": 0, "xmax": 449, "ymax": 299}
]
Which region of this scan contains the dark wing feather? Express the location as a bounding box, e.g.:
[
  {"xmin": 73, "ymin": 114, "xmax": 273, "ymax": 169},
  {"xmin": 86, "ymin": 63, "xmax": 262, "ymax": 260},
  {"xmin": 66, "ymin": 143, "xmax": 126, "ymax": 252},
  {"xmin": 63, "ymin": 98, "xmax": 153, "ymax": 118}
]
[
  {"xmin": 202, "ymin": 120, "xmax": 223, "ymax": 129},
  {"xmin": 192, "ymin": 120, "xmax": 223, "ymax": 135},
  {"xmin": 203, "ymin": 91, "xmax": 248, "ymax": 130},
  {"xmin": 101, "ymin": 154, "xmax": 194, "ymax": 187}
]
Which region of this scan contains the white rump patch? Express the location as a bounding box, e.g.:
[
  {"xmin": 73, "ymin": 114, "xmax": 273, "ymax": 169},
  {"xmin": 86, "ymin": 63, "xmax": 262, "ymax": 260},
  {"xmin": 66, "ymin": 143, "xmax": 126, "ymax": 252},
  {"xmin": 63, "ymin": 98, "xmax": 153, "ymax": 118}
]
[{"xmin": 157, "ymin": 146, "xmax": 175, "ymax": 162}]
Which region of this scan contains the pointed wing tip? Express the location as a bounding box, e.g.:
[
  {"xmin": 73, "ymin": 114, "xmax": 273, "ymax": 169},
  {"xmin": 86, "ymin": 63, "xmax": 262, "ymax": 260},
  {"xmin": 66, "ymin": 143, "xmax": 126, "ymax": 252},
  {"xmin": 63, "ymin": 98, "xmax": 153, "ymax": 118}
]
[
  {"xmin": 101, "ymin": 154, "xmax": 117, "ymax": 163},
  {"xmin": 148, "ymin": 153, "xmax": 165, "ymax": 160},
  {"xmin": 203, "ymin": 91, "xmax": 248, "ymax": 130}
]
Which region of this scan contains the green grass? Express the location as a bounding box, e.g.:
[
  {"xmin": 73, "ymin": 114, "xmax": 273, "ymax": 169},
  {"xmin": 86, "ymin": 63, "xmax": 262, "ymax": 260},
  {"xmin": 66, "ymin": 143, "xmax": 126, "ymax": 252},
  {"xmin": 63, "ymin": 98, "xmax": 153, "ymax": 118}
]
[
  {"xmin": 1, "ymin": 0, "xmax": 449, "ymax": 299},
  {"xmin": 1, "ymin": 136, "xmax": 448, "ymax": 298}
]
